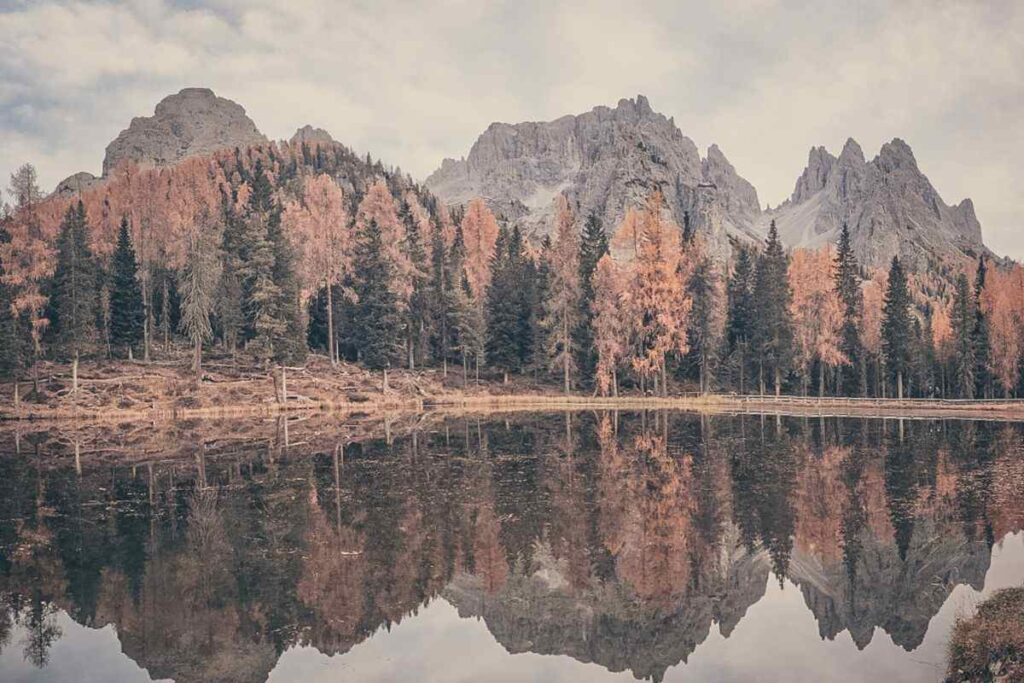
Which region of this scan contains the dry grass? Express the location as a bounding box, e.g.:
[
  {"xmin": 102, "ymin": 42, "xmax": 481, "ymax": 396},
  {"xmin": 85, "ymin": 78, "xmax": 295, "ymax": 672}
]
[{"xmin": 947, "ymin": 587, "xmax": 1024, "ymax": 682}]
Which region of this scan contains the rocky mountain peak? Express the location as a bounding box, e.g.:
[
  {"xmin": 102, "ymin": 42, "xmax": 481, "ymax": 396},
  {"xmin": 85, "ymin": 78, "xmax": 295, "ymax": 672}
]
[
  {"xmin": 790, "ymin": 146, "xmax": 837, "ymax": 204},
  {"xmin": 838, "ymin": 137, "xmax": 865, "ymax": 166},
  {"xmin": 290, "ymin": 125, "xmax": 336, "ymax": 146},
  {"xmin": 876, "ymin": 137, "xmax": 918, "ymax": 171},
  {"xmin": 426, "ymin": 96, "xmax": 762, "ymax": 253},
  {"xmin": 764, "ymin": 137, "xmax": 984, "ymax": 268},
  {"xmin": 102, "ymin": 87, "xmax": 267, "ymax": 176}
]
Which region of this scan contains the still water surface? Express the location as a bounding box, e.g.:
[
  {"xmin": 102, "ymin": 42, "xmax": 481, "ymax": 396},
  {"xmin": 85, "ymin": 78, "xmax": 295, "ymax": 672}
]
[{"xmin": 0, "ymin": 412, "xmax": 1022, "ymax": 682}]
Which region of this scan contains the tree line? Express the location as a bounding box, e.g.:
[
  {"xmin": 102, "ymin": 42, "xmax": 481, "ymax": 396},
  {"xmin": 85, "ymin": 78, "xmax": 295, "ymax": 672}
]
[{"xmin": 2, "ymin": 148, "xmax": 1023, "ymax": 399}]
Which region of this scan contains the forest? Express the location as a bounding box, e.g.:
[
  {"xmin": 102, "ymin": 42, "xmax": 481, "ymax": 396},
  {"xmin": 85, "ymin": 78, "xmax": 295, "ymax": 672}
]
[{"xmin": 1, "ymin": 139, "xmax": 1022, "ymax": 402}]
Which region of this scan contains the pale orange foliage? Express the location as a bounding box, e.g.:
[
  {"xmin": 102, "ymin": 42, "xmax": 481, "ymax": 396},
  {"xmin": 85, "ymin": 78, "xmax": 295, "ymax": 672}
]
[
  {"xmin": 0, "ymin": 204, "xmax": 53, "ymax": 350},
  {"xmin": 355, "ymin": 179, "xmax": 412, "ymax": 302},
  {"xmin": 599, "ymin": 431, "xmax": 694, "ymax": 604},
  {"xmin": 592, "ymin": 254, "xmax": 626, "ymax": 396},
  {"xmin": 788, "ymin": 246, "xmax": 847, "ymax": 386},
  {"xmin": 460, "ymin": 198, "xmax": 499, "ymax": 301},
  {"xmin": 982, "ymin": 264, "xmax": 1024, "ymax": 394},
  {"xmin": 402, "ymin": 191, "xmax": 432, "ymax": 247},
  {"xmin": 284, "ymin": 174, "xmax": 352, "ymax": 299},
  {"xmin": 543, "ymin": 196, "xmax": 582, "ymax": 388},
  {"xmin": 861, "ymin": 269, "xmax": 888, "ymax": 355},
  {"xmin": 931, "ymin": 302, "xmax": 953, "ymax": 362},
  {"xmin": 616, "ymin": 191, "xmax": 692, "ymax": 384},
  {"xmin": 297, "ymin": 486, "xmax": 367, "ymax": 643}
]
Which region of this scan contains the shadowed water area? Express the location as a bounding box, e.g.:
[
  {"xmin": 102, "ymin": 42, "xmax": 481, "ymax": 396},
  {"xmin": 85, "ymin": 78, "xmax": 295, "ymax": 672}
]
[{"xmin": 0, "ymin": 412, "xmax": 1022, "ymax": 682}]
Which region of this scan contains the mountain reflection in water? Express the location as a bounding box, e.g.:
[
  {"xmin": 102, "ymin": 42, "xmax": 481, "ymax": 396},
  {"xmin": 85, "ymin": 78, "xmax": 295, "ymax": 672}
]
[{"xmin": 0, "ymin": 412, "xmax": 1022, "ymax": 683}]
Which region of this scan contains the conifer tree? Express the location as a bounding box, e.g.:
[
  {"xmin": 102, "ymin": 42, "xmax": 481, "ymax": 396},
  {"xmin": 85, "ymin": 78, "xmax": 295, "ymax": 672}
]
[
  {"xmin": 751, "ymin": 221, "xmax": 792, "ymax": 396},
  {"xmin": 591, "ymin": 254, "xmax": 625, "ymax": 396},
  {"xmin": 881, "ymin": 256, "xmax": 912, "ymax": 399},
  {"xmin": 951, "ymin": 272, "xmax": 976, "ymax": 398},
  {"xmin": 575, "ymin": 213, "xmax": 608, "ymax": 387},
  {"xmin": 485, "ymin": 224, "xmax": 519, "ymax": 377},
  {"xmin": 239, "ymin": 210, "xmax": 283, "ymax": 363},
  {"xmin": 351, "ymin": 218, "xmax": 400, "ymax": 370},
  {"xmin": 217, "ymin": 204, "xmax": 246, "ymax": 353},
  {"xmin": 972, "ymin": 256, "xmax": 992, "ymax": 398},
  {"xmin": 430, "ymin": 216, "xmax": 455, "ymax": 373},
  {"xmin": 108, "ymin": 217, "xmax": 145, "ymax": 356},
  {"xmin": 686, "ymin": 251, "xmax": 724, "ymax": 394},
  {"xmin": 528, "ymin": 234, "xmax": 551, "ymax": 370},
  {"xmin": 541, "ymin": 198, "xmax": 581, "ymax": 393},
  {"xmin": 725, "ymin": 247, "xmax": 755, "ymax": 392},
  {"xmin": 0, "ymin": 219, "xmax": 29, "ymax": 378},
  {"xmin": 399, "ymin": 199, "xmax": 431, "ymax": 368},
  {"xmin": 179, "ymin": 223, "xmax": 222, "ymax": 382},
  {"xmin": 49, "ymin": 201, "xmax": 98, "ymax": 357},
  {"xmin": 834, "ymin": 224, "xmax": 863, "ymax": 395},
  {"xmin": 267, "ymin": 205, "xmax": 306, "ymax": 364},
  {"xmin": 452, "ymin": 272, "xmax": 485, "ymax": 383}
]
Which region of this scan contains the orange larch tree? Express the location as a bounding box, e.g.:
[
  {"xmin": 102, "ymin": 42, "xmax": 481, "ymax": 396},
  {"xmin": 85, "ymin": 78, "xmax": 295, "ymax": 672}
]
[
  {"xmin": 788, "ymin": 246, "xmax": 847, "ymax": 395},
  {"xmin": 982, "ymin": 265, "xmax": 1024, "ymax": 396},
  {"xmin": 283, "ymin": 174, "xmax": 352, "ymax": 365},
  {"xmin": 617, "ymin": 191, "xmax": 692, "ymax": 396},
  {"xmin": 460, "ymin": 198, "xmax": 499, "ymax": 302},
  {"xmin": 541, "ymin": 196, "xmax": 581, "ymax": 394},
  {"xmin": 591, "ymin": 254, "xmax": 626, "ymax": 396}
]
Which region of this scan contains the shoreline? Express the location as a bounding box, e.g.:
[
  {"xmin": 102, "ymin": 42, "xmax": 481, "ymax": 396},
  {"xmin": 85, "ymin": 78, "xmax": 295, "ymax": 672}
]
[{"xmin": 5, "ymin": 391, "xmax": 1024, "ymax": 425}]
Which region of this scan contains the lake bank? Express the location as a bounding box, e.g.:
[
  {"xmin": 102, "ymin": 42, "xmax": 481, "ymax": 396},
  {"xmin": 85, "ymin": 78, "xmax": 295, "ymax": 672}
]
[{"xmin": 4, "ymin": 357, "xmax": 1024, "ymax": 424}]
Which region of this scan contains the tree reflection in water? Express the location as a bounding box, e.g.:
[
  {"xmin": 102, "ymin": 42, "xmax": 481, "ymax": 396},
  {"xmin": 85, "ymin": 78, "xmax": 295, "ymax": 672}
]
[{"xmin": 0, "ymin": 412, "xmax": 1022, "ymax": 682}]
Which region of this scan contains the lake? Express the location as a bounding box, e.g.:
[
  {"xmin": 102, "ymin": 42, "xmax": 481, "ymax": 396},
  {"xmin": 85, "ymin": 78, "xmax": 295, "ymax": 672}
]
[{"xmin": 0, "ymin": 411, "xmax": 1022, "ymax": 682}]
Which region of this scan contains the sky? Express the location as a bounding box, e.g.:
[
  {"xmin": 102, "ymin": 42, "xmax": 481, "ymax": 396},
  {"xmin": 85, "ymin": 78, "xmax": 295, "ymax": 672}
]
[{"xmin": 1, "ymin": 0, "xmax": 1022, "ymax": 256}]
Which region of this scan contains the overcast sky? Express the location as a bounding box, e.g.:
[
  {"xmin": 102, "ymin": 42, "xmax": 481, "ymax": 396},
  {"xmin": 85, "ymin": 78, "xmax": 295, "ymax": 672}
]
[{"xmin": 2, "ymin": 0, "xmax": 1022, "ymax": 256}]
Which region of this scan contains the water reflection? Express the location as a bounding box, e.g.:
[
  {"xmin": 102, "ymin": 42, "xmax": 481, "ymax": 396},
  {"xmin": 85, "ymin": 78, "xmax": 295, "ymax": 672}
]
[{"xmin": 0, "ymin": 412, "xmax": 1022, "ymax": 682}]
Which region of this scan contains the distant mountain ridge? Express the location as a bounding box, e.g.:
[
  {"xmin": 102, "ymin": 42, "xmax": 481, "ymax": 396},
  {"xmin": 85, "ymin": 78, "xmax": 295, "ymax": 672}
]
[
  {"xmin": 53, "ymin": 88, "xmax": 991, "ymax": 270},
  {"xmin": 760, "ymin": 137, "xmax": 985, "ymax": 269},
  {"xmin": 428, "ymin": 96, "xmax": 989, "ymax": 269},
  {"xmin": 425, "ymin": 95, "xmax": 762, "ymax": 256}
]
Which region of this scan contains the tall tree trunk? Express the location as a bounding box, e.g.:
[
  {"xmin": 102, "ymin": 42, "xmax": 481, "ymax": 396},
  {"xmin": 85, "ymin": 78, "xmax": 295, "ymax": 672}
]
[
  {"xmin": 193, "ymin": 338, "xmax": 202, "ymax": 386},
  {"xmin": 897, "ymin": 370, "xmax": 904, "ymax": 400},
  {"xmin": 739, "ymin": 347, "xmax": 745, "ymax": 394},
  {"xmin": 326, "ymin": 280, "xmax": 336, "ymax": 365},
  {"xmin": 819, "ymin": 362, "xmax": 825, "ymax": 397},
  {"xmin": 774, "ymin": 366, "xmax": 781, "ymax": 397}
]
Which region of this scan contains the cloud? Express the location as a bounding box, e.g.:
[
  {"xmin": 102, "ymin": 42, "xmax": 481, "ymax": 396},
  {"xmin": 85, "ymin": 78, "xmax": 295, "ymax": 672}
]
[{"xmin": 1, "ymin": 0, "xmax": 1022, "ymax": 257}]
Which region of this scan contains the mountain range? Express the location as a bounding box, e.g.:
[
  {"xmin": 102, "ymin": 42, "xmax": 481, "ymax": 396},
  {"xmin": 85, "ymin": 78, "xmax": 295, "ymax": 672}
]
[{"xmin": 55, "ymin": 88, "xmax": 990, "ymax": 270}]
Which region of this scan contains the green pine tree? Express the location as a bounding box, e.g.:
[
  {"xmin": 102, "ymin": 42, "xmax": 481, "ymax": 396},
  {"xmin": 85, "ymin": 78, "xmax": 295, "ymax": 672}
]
[
  {"xmin": 452, "ymin": 273, "xmax": 485, "ymax": 383},
  {"xmin": 351, "ymin": 218, "xmax": 401, "ymax": 370},
  {"xmin": 574, "ymin": 214, "xmax": 608, "ymax": 388},
  {"xmin": 179, "ymin": 228, "xmax": 222, "ymax": 381},
  {"xmin": 399, "ymin": 200, "xmax": 431, "ymax": 368},
  {"xmin": 881, "ymin": 256, "xmax": 912, "ymax": 399},
  {"xmin": 429, "ymin": 217, "xmax": 455, "ymax": 373},
  {"xmin": 238, "ymin": 211, "xmax": 283, "ymax": 363},
  {"xmin": 486, "ymin": 224, "xmax": 521, "ymax": 376},
  {"xmin": 108, "ymin": 217, "xmax": 145, "ymax": 356},
  {"xmin": 267, "ymin": 205, "xmax": 306, "ymax": 364},
  {"xmin": 49, "ymin": 201, "xmax": 98, "ymax": 358},
  {"xmin": 751, "ymin": 221, "xmax": 792, "ymax": 395},
  {"xmin": 725, "ymin": 247, "xmax": 756, "ymax": 393},
  {"xmin": 834, "ymin": 224, "xmax": 864, "ymax": 395},
  {"xmin": 530, "ymin": 235, "xmax": 552, "ymax": 370},
  {"xmin": 951, "ymin": 272, "xmax": 976, "ymax": 399},
  {"xmin": 686, "ymin": 255, "xmax": 723, "ymax": 394},
  {"xmin": 972, "ymin": 256, "xmax": 992, "ymax": 398}
]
